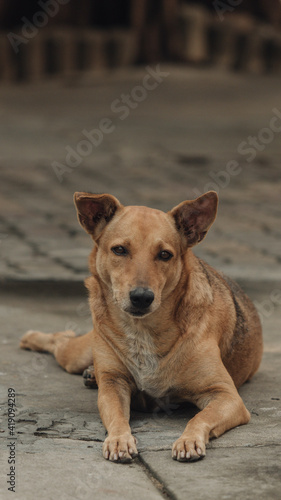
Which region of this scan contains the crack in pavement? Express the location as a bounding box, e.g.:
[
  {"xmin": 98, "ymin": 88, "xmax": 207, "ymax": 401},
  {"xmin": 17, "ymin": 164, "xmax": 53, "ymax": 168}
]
[{"xmin": 136, "ymin": 455, "xmax": 177, "ymax": 500}]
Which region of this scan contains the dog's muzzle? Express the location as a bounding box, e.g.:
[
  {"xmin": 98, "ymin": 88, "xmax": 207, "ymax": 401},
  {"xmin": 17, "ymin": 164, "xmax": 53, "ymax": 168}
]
[{"xmin": 128, "ymin": 287, "xmax": 155, "ymax": 316}]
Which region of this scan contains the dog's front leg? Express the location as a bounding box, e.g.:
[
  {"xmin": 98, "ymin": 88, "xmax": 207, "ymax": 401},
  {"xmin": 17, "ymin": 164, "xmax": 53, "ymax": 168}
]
[
  {"xmin": 172, "ymin": 345, "xmax": 251, "ymax": 462},
  {"xmin": 93, "ymin": 333, "xmax": 138, "ymax": 463},
  {"xmin": 172, "ymin": 386, "xmax": 250, "ymax": 462},
  {"xmin": 98, "ymin": 372, "xmax": 138, "ymax": 463}
]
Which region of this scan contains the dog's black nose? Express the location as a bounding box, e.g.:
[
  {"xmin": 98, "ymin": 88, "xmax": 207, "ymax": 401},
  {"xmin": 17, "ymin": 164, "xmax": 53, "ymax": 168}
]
[{"xmin": 129, "ymin": 287, "xmax": 155, "ymax": 309}]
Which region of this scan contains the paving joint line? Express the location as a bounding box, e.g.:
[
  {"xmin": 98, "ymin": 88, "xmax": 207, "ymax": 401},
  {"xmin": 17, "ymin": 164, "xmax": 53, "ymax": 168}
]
[
  {"xmin": 135, "ymin": 454, "xmax": 177, "ymax": 500},
  {"xmin": 0, "ymin": 216, "xmax": 84, "ymax": 273}
]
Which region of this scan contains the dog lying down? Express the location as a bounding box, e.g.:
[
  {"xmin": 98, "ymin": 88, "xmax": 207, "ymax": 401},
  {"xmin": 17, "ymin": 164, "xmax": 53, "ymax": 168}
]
[{"xmin": 20, "ymin": 191, "xmax": 263, "ymax": 463}]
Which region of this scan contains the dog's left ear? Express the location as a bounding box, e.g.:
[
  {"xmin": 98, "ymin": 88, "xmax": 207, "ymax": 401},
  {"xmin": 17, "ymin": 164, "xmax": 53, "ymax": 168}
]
[
  {"xmin": 74, "ymin": 192, "xmax": 122, "ymax": 240},
  {"xmin": 169, "ymin": 191, "xmax": 218, "ymax": 247}
]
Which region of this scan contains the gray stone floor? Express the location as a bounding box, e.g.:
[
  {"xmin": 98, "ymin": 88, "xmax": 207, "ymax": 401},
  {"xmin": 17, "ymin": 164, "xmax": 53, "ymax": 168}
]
[
  {"xmin": 0, "ymin": 284, "xmax": 280, "ymax": 500},
  {"xmin": 0, "ymin": 66, "xmax": 280, "ymax": 499}
]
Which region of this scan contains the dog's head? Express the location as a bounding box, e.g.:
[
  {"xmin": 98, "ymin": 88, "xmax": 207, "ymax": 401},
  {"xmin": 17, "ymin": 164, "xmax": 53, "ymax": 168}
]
[{"xmin": 74, "ymin": 192, "xmax": 218, "ymax": 319}]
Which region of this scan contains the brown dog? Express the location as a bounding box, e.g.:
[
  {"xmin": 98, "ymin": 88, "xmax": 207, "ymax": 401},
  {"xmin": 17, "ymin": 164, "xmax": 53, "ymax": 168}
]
[{"xmin": 20, "ymin": 191, "xmax": 263, "ymax": 463}]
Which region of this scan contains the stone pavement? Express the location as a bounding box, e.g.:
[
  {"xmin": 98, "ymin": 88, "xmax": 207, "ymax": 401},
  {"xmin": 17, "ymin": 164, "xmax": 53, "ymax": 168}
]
[
  {"xmin": 0, "ymin": 284, "xmax": 280, "ymax": 500},
  {"xmin": 0, "ymin": 66, "xmax": 281, "ymax": 499}
]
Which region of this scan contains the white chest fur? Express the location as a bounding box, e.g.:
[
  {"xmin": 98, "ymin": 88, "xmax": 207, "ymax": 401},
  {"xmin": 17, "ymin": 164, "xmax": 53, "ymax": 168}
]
[{"xmin": 123, "ymin": 324, "xmax": 160, "ymax": 395}]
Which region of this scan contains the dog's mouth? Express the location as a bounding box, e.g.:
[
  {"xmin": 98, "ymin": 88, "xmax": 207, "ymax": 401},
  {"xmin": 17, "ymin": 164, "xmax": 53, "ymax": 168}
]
[{"xmin": 124, "ymin": 307, "xmax": 152, "ymax": 318}]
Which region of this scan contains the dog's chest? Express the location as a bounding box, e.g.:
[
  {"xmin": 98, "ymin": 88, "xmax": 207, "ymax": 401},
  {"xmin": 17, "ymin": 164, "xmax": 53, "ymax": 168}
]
[{"xmin": 123, "ymin": 326, "xmax": 160, "ymax": 395}]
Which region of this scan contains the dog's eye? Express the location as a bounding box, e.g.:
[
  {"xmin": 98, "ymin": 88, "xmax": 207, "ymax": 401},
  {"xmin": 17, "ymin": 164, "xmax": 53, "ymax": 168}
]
[
  {"xmin": 158, "ymin": 250, "xmax": 173, "ymax": 261},
  {"xmin": 111, "ymin": 246, "xmax": 128, "ymax": 256}
]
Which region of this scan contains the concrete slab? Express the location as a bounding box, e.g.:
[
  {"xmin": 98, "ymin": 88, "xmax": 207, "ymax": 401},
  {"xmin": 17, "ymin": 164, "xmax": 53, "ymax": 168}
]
[
  {"xmin": 141, "ymin": 446, "xmax": 281, "ymax": 500},
  {"xmin": 1, "ymin": 438, "xmax": 164, "ymax": 500}
]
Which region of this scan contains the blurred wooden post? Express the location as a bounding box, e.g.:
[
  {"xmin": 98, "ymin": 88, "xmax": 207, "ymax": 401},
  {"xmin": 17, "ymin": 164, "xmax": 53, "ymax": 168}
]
[
  {"xmin": 131, "ymin": 0, "xmax": 181, "ymax": 62},
  {"xmin": 0, "ymin": 33, "xmax": 16, "ymax": 81},
  {"xmin": 24, "ymin": 32, "xmax": 46, "ymax": 81},
  {"xmin": 179, "ymin": 4, "xmax": 210, "ymax": 63},
  {"xmin": 78, "ymin": 30, "xmax": 107, "ymax": 71}
]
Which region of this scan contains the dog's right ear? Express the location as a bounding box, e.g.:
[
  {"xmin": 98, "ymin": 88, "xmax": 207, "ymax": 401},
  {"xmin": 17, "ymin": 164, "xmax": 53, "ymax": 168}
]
[
  {"xmin": 73, "ymin": 192, "xmax": 122, "ymax": 240},
  {"xmin": 169, "ymin": 191, "xmax": 218, "ymax": 248}
]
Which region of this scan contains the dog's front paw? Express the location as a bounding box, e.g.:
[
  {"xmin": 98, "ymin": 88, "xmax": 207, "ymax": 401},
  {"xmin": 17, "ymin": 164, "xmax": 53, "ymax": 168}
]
[
  {"xmin": 172, "ymin": 435, "xmax": 206, "ymax": 462},
  {"xmin": 103, "ymin": 432, "xmax": 138, "ymax": 463}
]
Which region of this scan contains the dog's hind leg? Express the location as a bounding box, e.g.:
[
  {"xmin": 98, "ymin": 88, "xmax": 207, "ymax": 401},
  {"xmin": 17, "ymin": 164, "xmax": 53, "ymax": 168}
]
[{"xmin": 20, "ymin": 330, "xmax": 93, "ymax": 374}]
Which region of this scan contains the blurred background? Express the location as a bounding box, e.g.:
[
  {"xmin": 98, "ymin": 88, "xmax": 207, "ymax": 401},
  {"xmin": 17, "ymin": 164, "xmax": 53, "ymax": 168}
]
[
  {"xmin": 0, "ymin": 0, "xmax": 280, "ymax": 285},
  {"xmin": 1, "ymin": 0, "xmax": 281, "ymax": 80}
]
